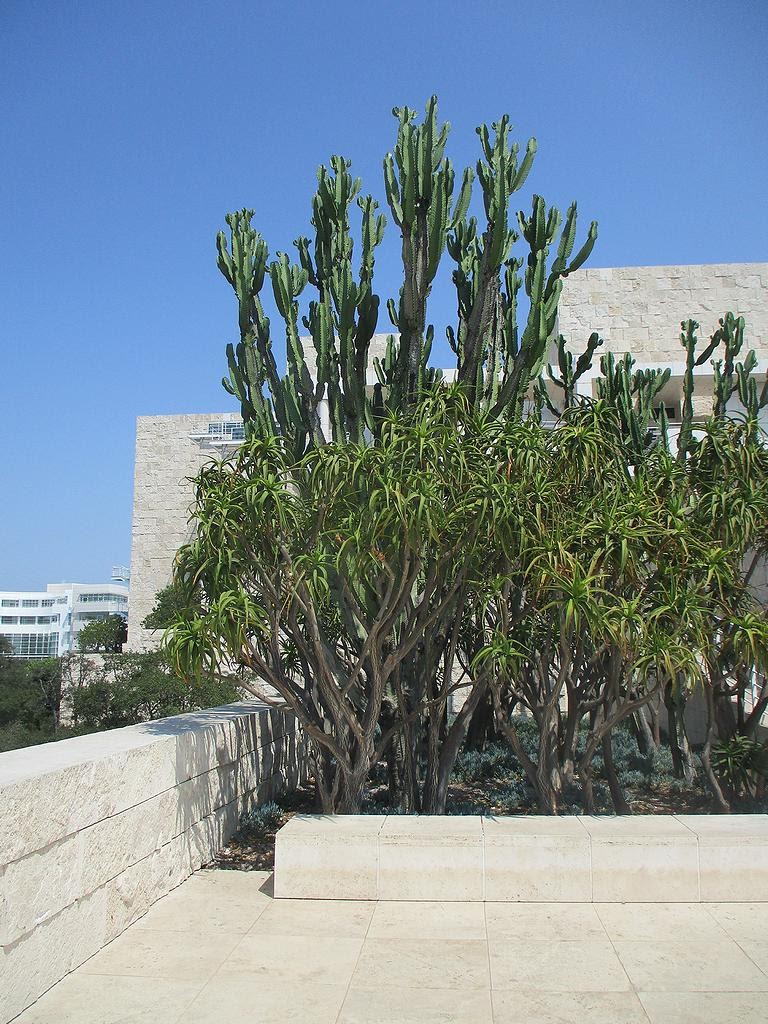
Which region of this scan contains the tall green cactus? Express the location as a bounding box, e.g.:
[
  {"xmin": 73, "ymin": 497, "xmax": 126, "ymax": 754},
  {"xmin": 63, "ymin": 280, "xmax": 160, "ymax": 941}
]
[
  {"xmin": 381, "ymin": 96, "xmax": 473, "ymax": 411},
  {"xmin": 597, "ymin": 352, "xmax": 671, "ymax": 458},
  {"xmin": 445, "ymin": 115, "xmax": 597, "ymax": 417},
  {"xmin": 678, "ymin": 314, "xmax": 767, "ymax": 461},
  {"xmin": 216, "ymin": 96, "xmax": 599, "ymax": 454},
  {"xmin": 539, "ymin": 331, "xmax": 603, "ymax": 416}
]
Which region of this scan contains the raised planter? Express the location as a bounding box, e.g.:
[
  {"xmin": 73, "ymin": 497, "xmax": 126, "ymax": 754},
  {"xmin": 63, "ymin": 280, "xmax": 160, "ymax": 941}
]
[{"xmin": 274, "ymin": 812, "xmax": 768, "ymax": 903}]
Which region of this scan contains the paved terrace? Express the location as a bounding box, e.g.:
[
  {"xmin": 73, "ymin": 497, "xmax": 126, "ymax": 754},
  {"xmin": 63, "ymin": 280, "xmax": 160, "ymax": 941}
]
[{"xmin": 14, "ymin": 868, "xmax": 768, "ymax": 1023}]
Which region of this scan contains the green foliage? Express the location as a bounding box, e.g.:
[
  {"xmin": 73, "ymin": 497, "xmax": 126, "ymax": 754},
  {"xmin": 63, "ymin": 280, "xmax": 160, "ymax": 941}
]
[
  {"xmin": 712, "ymin": 734, "xmax": 768, "ymax": 798},
  {"xmin": 142, "ymin": 582, "xmax": 190, "ymax": 631},
  {"xmin": 217, "ymin": 96, "xmax": 597, "ymax": 456},
  {"xmin": 76, "ymin": 615, "xmax": 127, "ymax": 653},
  {"xmin": 71, "ymin": 651, "xmax": 240, "ymax": 729},
  {"xmin": 238, "ymin": 801, "xmax": 283, "ymax": 839},
  {"xmin": 452, "ymin": 743, "xmax": 517, "ymax": 783},
  {"xmin": 172, "ymin": 90, "xmax": 768, "ymax": 816}
]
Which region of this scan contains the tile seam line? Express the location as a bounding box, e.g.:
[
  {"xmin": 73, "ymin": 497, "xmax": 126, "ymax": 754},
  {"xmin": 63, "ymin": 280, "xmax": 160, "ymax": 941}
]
[
  {"xmin": 731, "ymin": 933, "xmax": 768, "ymax": 980},
  {"xmin": 166, "ymin": 925, "xmax": 259, "ymax": 1017},
  {"xmin": 598, "ymin": 907, "xmax": 651, "ymax": 1021},
  {"xmin": 332, "ymin": 892, "xmax": 376, "ymax": 1023}
]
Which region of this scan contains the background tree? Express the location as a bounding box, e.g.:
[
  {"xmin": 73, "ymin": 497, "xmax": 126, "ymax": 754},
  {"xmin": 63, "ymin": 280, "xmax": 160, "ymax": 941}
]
[{"xmin": 76, "ymin": 614, "xmax": 127, "ymax": 653}]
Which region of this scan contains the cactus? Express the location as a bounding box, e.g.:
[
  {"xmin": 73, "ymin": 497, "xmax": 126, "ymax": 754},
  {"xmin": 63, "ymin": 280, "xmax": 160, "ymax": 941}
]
[
  {"xmin": 445, "ymin": 114, "xmax": 598, "ymax": 417},
  {"xmin": 597, "ymin": 352, "xmax": 671, "ymax": 459},
  {"xmin": 381, "ymin": 96, "xmax": 473, "ymax": 411},
  {"xmin": 540, "ymin": 332, "xmax": 603, "ymax": 416},
  {"xmin": 678, "ymin": 313, "xmax": 767, "ymax": 460},
  {"xmin": 216, "ymin": 97, "xmax": 599, "ymax": 454}
]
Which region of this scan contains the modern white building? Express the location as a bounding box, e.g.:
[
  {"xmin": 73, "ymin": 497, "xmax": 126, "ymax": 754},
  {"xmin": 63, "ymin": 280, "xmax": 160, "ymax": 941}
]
[{"xmin": 0, "ymin": 579, "xmax": 129, "ymax": 658}]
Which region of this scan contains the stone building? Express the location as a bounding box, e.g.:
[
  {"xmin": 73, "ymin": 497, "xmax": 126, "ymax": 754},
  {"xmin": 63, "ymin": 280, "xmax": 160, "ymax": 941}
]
[{"xmin": 127, "ymin": 262, "xmax": 768, "ymax": 651}]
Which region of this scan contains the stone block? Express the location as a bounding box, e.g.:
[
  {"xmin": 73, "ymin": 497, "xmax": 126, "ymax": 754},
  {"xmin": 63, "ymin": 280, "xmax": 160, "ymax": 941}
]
[
  {"xmin": 483, "ymin": 815, "xmax": 591, "ymax": 902},
  {"xmin": 677, "ymin": 814, "xmax": 768, "ymax": 901},
  {"xmin": 274, "ymin": 814, "xmax": 385, "ymax": 900},
  {"xmin": 378, "ymin": 816, "xmax": 484, "ymax": 901},
  {"xmin": 0, "ymin": 886, "xmax": 107, "ymax": 1024},
  {"xmin": 582, "ymin": 816, "xmax": 699, "ymax": 902},
  {"xmin": 0, "ymin": 832, "xmax": 83, "ymax": 945}
]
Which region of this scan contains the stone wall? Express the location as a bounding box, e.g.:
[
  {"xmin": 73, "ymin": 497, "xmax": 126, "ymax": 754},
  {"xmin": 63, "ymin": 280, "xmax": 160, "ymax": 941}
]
[
  {"xmin": 557, "ymin": 262, "xmax": 768, "ymax": 371},
  {"xmin": 127, "ymin": 413, "xmax": 242, "ymax": 651},
  {"xmin": 0, "ymin": 701, "xmax": 306, "ymax": 1024}
]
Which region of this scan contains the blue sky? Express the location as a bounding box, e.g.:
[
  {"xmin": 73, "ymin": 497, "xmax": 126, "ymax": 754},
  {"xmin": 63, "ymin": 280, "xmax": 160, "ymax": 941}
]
[{"xmin": 1, "ymin": 0, "xmax": 766, "ymax": 591}]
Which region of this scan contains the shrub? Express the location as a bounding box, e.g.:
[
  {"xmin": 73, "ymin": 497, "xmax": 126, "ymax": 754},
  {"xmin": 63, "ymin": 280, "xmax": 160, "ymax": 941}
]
[
  {"xmin": 712, "ymin": 735, "xmax": 768, "ymax": 797},
  {"xmin": 239, "ymin": 802, "xmax": 283, "ymax": 838}
]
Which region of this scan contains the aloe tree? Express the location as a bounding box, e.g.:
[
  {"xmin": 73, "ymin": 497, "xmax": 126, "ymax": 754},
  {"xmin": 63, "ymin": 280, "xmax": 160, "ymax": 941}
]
[
  {"xmin": 169, "ymin": 390, "xmax": 520, "ymax": 811},
  {"xmin": 471, "ymin": 403, "xmax": 710, "ymax": 812}
]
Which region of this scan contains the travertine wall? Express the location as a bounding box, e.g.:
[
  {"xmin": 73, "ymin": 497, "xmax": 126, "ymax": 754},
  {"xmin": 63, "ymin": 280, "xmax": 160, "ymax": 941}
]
[
  {"xmin": 0, "ymin": 701, "xmax": 306, "ymax": 1023},
  {"xmin": 557, "ymin": 262, "xmax": 768, "ymax": 370},
  {"xmin": 127, "ymin": 413, "xmax": 242, "ymax": 651}
]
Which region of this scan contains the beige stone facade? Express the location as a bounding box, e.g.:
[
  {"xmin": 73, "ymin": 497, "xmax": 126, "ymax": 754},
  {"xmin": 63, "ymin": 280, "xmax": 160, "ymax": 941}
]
[
  {"xmin": 558, "ymin": 262, "xmax": 768, "ymax": 372},
  {"xmin": 127, "ymin": 413, "xmax": 246, "ymax": 651}
]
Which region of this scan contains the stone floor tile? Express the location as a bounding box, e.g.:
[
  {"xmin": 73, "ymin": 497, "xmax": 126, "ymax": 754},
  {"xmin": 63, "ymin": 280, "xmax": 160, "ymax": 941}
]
[
  {"xmin": 192, "ymin": 867, "xmax": 273, "ymax": 890},
  {"xmin": 338, "ymin": 986, "xmax": 493, "ymax": 1023},
  {"xmin": 614, "ymin": 940, "xmax": 768, "ymax": 992},
  {"xmin": 489, "ymin": 940, "xmax": 631, "ymax": 992},
  {"xmin": 182, "ymin": 977, "xmax": 348, "ymax": 1023},
  {"xmin": 351, "ymin": 937, "xmax": 490, "ymax": 990},
  {"xmin": 485, "ymin": 903, "xmax": 606, "ymax": 942},
  {"xmin": 595, "ymin": 902, "xmax": 729, "ymax": 941},
  {"xmin": 706, "ymin": 903, "xmax": 768, "ymax": 942},
  {"xmin": 133, "ymin": 880, "xmax": 269, "ymax": 934},
  {"xmin": 216, "ymin": 933, "xmax": 364, "ymax": 987},
  {"xmin": 639, "ymin": 990, "xmax": 768, "ymax": 1023},
  {"xmin": 368, "ymin": 900, "xmax": 486, "ymax": 940},
  {"xmin": 492, "ymin": 990, "xmax": 649, "ymax": 1023},
  {"xmin": 252, "ymin": 898, "xmax": 375, "ymax": 937},
  {"xmin": 78, "ymin": 927, "xmax": 242, "ymax": 980},
  {"xmin": 12, "ymin": 974, "xmax": 203, "ymax": 1024}
]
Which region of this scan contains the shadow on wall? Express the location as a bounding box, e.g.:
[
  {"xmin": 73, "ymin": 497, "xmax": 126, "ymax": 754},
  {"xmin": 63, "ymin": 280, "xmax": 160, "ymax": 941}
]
[{"xmin": 138, "ymin": 701, "xmax": 307, "ymax": 866}]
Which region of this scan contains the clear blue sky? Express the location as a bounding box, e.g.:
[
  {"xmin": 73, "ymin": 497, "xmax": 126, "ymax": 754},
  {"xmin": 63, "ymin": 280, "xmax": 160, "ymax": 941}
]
[{"xmin": 1, "ymin": 0, "xmax": 766, "ymax": 591}]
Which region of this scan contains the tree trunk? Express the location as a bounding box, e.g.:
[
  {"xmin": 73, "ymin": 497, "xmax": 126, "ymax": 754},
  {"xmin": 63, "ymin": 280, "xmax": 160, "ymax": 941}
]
[
  {"xmin": 464, "ymin": 692, "xmax": 495, "ymax": 750},
  {"xmin": 664, "ymin": 680, "xmax": 695, "ymax": 783},
  {"xmin": 701, "ymin": 683, "xmax": 731, "ymax": 813},
  {"xmin": 536, "ymin": 710, "xmax": 562, "ymax": 814},
  {"xmin": 631, "ymin": 705, "xmax": 656, "ymax": 756},
  {"xmin": 602, "ymin": 731, "xmax": 631, "ymax": 814}
]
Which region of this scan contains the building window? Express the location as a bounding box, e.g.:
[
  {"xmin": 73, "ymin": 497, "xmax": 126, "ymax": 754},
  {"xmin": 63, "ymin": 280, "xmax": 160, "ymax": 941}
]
[
  {"xmin": 79, "ymin": 593, "xmax": 128, "ymax": 604},
  {"xmin": 57, "ymin": 597, "xmax": 67, "ymax": 604},
  {"xmin": 41, "ymin": 599, "xmax": 54, "ymax": 607},
  {"xmin": 19, "ymin": 616, "xmax": 36, "ymax": 625},
  {"xmin": 1, "ymin": 599, "xmax": 19, "ymax": 608},
  {"xmin": 0, "ymin": 632, "xmax": 59, "ymax": 657},
  {"xmin": 21, "ymin": 599, "xmax": 39, "ymax": 608},
  {"xmin": 1, "ymin": 616, "xmax": 18, "ymax": 625}
]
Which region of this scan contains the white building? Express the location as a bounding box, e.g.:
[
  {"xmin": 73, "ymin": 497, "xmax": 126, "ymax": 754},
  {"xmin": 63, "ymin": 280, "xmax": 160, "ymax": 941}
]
[{"xmin": 0, "ymin": 580, "xmax": 129, "ymax": 658}]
